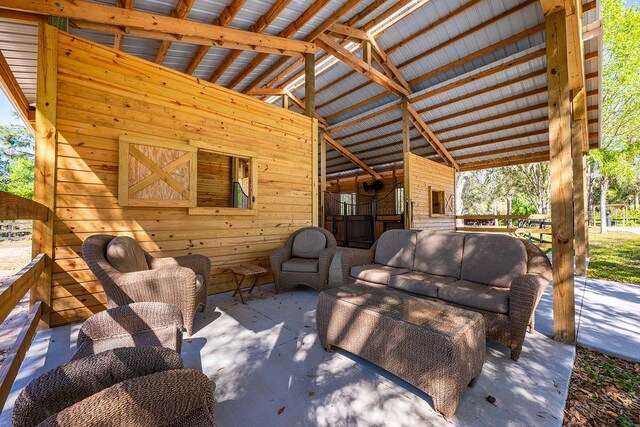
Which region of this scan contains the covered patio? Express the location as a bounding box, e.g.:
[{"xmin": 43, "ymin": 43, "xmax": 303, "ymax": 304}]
[{"xmin": 0, "ymin": 0, "xmax": 604, "ymax": 424}]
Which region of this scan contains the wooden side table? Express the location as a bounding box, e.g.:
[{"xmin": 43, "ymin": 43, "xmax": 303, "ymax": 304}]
[{"xmin": 230, "ymin": 264, "xmax": 268, "ymax": 304}]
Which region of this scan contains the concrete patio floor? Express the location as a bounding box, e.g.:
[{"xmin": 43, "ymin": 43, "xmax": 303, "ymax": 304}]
[{"xmin": 2, "ymin": 250, "xmax": 638, "ymax": 426}]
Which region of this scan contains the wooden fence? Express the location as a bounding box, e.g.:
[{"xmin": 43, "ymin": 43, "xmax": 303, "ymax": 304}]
[
  {"xmin": 0, "ymin": 221, "xmax": 32, "ymax": 241},
  {"xmin": 456, "ymin": 214, "xmax": 552, "ymax": 249},
  {"xmin": 0, "ymin": 191, "xmax": 49, "ymax": 408}
]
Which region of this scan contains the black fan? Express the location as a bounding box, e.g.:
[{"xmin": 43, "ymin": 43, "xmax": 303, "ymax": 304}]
[{"xmin": 363, "ymin": 180, "xmax": 384, "ymax": 192}]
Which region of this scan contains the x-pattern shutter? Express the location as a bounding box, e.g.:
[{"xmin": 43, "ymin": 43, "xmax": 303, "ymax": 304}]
[{"xmin": 118, "ymin": 135, "xmax": 197, "ymax": 207}]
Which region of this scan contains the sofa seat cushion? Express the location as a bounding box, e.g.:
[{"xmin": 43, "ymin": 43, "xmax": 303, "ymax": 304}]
[
  {"xmin": 350, "ymin": 264, "xmax": 410, "ymax": 285},
  {"xmin": 291, "ymin": 229, "xmax": 327, "ymax": 259},
  {"xmin": 374, "ymin": 230, "xmax": 418, "ymax": 269},
  {"xmin": 438, "ymin": 280, "xmax": 510, "ymax": 314},
  {"xmin": 388, "ymin": 272, "xmax": 457, "ymax": 298},
  {"xmin": 106, "ymin": 236, "xmax": 149, "ymax": 273},
  {"xmin": 282, "ymin": 258, "xmax": 319, "ymax": 273},
  {"xmin": 461, "ymin": 234, "xmax": 527, "ymax": 288},
  {"xmin": 414, "ymin": 230, "xmax": 465, "ymax": 278}
]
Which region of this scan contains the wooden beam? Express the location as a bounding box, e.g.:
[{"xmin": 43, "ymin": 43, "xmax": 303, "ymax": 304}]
[
  {"xmin": 328, "ymin": 23, "xmax": 368, "ymax": 40},
  {"xmin": 0, "ymin": 191, "xmax": 48, "ymax": 221},
  {"xmin": 324, "ymin": 134, "xmax": 382, "ymax": 180},
  {"xmin": 113, "ymin": 0, "xmax": 134, "ymax": 51},
  {"xmin": 458, "ymin": 152, "xmax": 551, "ymax": 171},
  {"xmin": 320, "ymin": 128, "xmax": 326, "ymax": 228},
  {"xmin": 0, "ymin": 9, "xmax": 47, "ymax": 23},
  {"xmin": 0, "ymin": 254, "xmax": 45, "ymax": 325},
  {"xmin": 247, "ymin": 88, "xmax": 289, "ymax": 96},
  {"xmin": 367, "ymin": 35, "xmax": 410, "ymax": 91},
  {"xmin": 546, "ymin": 9, "xmax": 576, "ymax": 343},
  {"xmin": 0, "ymin": 50, "xmax": 32, "ymax": 128},
  {"xmin": 3, "ymin": 0, "xmax": 316, "ymax": 56},
  {"xmin": 241, "ymin": 0, "xmax": 361, "ymax": 93},
  {"xmin": 211, "ymin": 0, "xmax": 292, "ymax": 86},
  {"xmin": 572, "ymin": 99, "xmax": 588, "ymax": 275},
  {"xmin": 312, "ymin": 119, "xmax": 319, "ymax": 227},
  {"xmin": 407, "ymin": 104, "xmax": 459, "ymax": 170},
  {"xmin": 32, "ymin": 23, "xmax": 58, "ymax": 328},
  {"xmin": 305, "ymin": 52, "xmax": 315, "ymax": 118},
  {"xmin": 316, "ymin": 34, "xmax": 409, "ymax": 96},
  {"xmin": 183, "ymin": 0, "xmax": 246, "ymax": 75},
  {"xmin": 401, "ymin": 97, "xmax": 411, "ymax": 154},
  {"xmin": 285, "ymin": 90, "xmax": 329, "ymax": 127},
  {"xmin": 326, "ymin": 103, "xmax": 399, "ymax": 134},
  {"xmin": 154, "ymin": 0, "xmax": 196, "ymax": 64}
]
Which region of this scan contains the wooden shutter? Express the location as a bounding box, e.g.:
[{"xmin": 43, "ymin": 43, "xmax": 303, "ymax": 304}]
[{"xmin": 118, "ymin": 135, "xmax": 197, "ymax": 207}]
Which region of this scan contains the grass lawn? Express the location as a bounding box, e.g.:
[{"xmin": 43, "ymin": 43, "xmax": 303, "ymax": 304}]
[{"xmin": 587, "ymin": 229, "xmax": 640, "ymax": 284}]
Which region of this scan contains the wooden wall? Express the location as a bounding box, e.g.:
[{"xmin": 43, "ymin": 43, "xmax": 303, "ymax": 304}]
[
  {"xmin": 46, "ymin": 29, "xmax": 316, "ymax": 326},
  {"xmin": 405, "ymin": 153, "xmax": 456, "ymax": 230}
]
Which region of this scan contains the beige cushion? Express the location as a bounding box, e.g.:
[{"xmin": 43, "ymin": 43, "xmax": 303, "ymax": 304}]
[
  {"xmin": 282, "ymin": 258, "xmax": 319, "ymax": 273},
  {"xmin": 291, "ymin": 229, "xmax": 327, "ymax": 259},
  {"xmin": 439, "ymin": 280, "xmax": 510, "ymax": 314},
  {"xmin": 414, "ymin": 230, "xmax": 465, "ymax": 278},
  {"xmin": 196, "ymin": 274, "xmax": 205, "ymax": 292},
  {"xmin": 106, "ymin": 236, "xmax": 149, "ymax": 273},
  {"xmin": 388, "ymin": 271, "xmax": 457, "ymax": 298},
  {"xmin": 373, "ymin": 230, "xmax": 417, "ymax": 269},
  {"xmin": 350, "ymin": 264, "xmax": 410, "ymax": 285},
  {"xmin": 460, "ymin": 234, "xmax": 527, "ymax": 288}
]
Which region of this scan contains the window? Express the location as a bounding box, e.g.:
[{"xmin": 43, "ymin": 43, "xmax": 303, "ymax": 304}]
[
  {"xmin": 188, "ymin": 140, "xmax": 258, "ymax": 216},
  {"xmin": 395, "ymin": 187, "xmax": 404, "ymax": 215},
  {"xmin": 339, "ymin": 193, "xmax": 356, "ymax": 215},
  {"xmin": 431, "ymin": 189, "xmax": 445, "ymax": 215}
]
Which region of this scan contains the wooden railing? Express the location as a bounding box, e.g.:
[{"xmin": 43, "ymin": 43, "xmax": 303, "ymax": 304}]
[
  {"xmin": 456, "ymin": 214, "xmax": 552, "ymax": 248},
  {"xmin": 0, "ymin": 191, "xmax": 49, "ymax": 408}
]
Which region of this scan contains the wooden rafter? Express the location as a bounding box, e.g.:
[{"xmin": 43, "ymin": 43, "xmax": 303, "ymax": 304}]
[
  {"xmin": 183, "ymin": 0, "xmax": 246, "ymax": 75},
  {"xmin": 209, "ymin": 0, "xmax": 291, "ymax": 85},
  {"xmin": 324, "ymin": 133, "xmax": 382, "ymax": 180},
  {"xmin": 0, "ymin": 49, "xmax": 33, "ymax": 129},
  {"xmin": 241, "ymin": 0, "xmax": 362, "ymax": 93},
  {"xmin": 154, "ymin": 0, "xmax": 196, "ymax": 64},
  {"xmin": 316, "ymin": 34, "xmax": 409, "ymax": 96},
  {"xmin": 3, "ymin": 0, "xmax": 316, "ymax": 56},
  {"xmin": 406, "ymin": 104, "xmax": 458, "ymax": 170},
  {"xmin": 113, "ymin": 0, "xmax": 134, "ymax": 51}
]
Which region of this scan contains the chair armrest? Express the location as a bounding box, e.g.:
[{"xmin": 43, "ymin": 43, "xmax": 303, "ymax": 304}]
[
  {"xmin": 77, "ymin": 302, "xmax": 183, "ymax": 347},
  {"xmin": 509, "ymin": 274, "xmax": 550, "ymax": 347},
  {"xmin": 317, "ymin": 247, "xmax": 337, "ymax": 291},
  {"xmin": 341, "ymin": 245, "xmax": 376, "ymax": 286},
  {"xmin": 38, "ymin": 369, "xmax": 215, "ymax": 427},
  {"xmin": 270, "ymin": 247, "xmax": 291, "ymax": 276},
  {"xmin": 12, "ymin": 347, "xmax": 183, "ymax": 427},
  {"xmin": 147, "ymin": 254, "xmax": 211, "ymax": 287}
]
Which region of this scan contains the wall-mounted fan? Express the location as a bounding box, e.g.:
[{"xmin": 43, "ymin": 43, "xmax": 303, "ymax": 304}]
[{"xmin": 362, "ymin": 180, "xmax": 384, "ymax": 192}]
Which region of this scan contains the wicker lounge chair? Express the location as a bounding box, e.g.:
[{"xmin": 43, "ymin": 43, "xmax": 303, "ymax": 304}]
[
  {"xmin": 270, "ymin": 227, "xmax": 337, "ymax": 292},
  {"xmin": 82, "ymin": 234, "xmax": 210, "ymax": 335},
  {"xmin": 12, "ymin": 347, "xmax": 216, "ymax": 427}
]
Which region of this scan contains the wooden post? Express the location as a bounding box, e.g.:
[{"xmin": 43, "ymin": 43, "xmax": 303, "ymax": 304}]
[
  {"xmin": 572, "ymin": 108, "xmax": 588, "ymax": 276},
  {"xmin": 304, "ymin": 53, "xmax": 315, "ymax": 118},
  {"xmin": 546, "ymin": 10, "xmax": 576, "ymax": 342},
  {"xmin": 311, "ymin": 118, "xmax": 319, "ymax": 227},
  {"xmin": 320, "ymin": 128, "xmax": 326, "ymax": 228},
  {"xmin": 31, "ymin": 24, "xmax": 58, "ymax": 328},
  {"xmin": 362, "ymin": 40, "xmax": 372, "ymax": 66},
  {"xmin": 402, "ymin": 97, "xmax": 411, "ymax": 229},
  {"xmin": 282, "ymin": 94, "xmax": 289, "ymax": 110}
]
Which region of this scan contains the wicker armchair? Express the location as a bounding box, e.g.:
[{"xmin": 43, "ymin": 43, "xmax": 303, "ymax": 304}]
[
  {"xmin": 270, "ymin": 227, "xmax": 337, "ymax": 292},
  {"xmin": 82, "ymin": 235, "xmax": 210, "ymax": 335},
  {"xmin": 12, "ymin": 347, "xmax": 216, "ymax": 427}
]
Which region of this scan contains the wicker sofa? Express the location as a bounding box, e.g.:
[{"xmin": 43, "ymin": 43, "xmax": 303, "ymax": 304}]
[{"xmin": 341, "ymin": 229, "xmax": 552, "ymax": 361}]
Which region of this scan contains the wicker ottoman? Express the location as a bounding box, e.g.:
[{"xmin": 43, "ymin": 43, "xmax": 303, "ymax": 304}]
[{"xmin": 316, "ymin": 285, "xmax": 486, "ymax": 419}]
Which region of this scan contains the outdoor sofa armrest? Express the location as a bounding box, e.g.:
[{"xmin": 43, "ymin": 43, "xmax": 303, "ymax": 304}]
[
  {"xmin": 317, "ymin": 247, "xmax": 337, "ymax": 291},
  {"xmin": 37, "ymin": 369, "xmax": 215, "ymax": 427},
  {"xmin": 341, "ymin": 243, "xmax": 377, "ymax": 286},
  {"xmin": 77, "ymin": 302, "xmax": 184, "ymax": 348},
  {"xmin": 508, "ymin": 273, "xmax": 550, "ymax": 360},
  {"xmin": 12, "ymin": 347, "xmax": 183, "ymax": 427}
]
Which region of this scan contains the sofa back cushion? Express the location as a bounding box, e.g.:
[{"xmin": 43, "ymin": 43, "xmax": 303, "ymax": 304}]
[
  {"xmin": 460, "ymin": 234, "xmax": 527, "ymax": 288},
  {"xmin": 106, "ymin": 236, "xmax": 149, "ymax": 273},
  {"xmin": 291, "ymin": 229, "xmax": 327, "ymax": 259},
  {"xmin": 414, "ymin": 230, "xmax": 465, "ymax": 278},
  {"xmin": 374, "ymin": 230, "xmax": 417, "ymax": 269}
]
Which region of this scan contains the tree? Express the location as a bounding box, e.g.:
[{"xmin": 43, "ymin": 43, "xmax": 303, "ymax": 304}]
[
  {"xmin": 591, "ymin": 0, "xmax": 640, "ymax": 233},
  {"xmin": 0, "ymin": 123, "xmax": 35, "ymax": 198}
]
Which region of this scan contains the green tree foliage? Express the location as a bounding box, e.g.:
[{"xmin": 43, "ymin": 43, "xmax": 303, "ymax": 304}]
[
  {"xmin": 0, "ymin": 123, "xmax": 35, "ymax": 199},
  {"xmin": 591, "ymin": 0, "xmax": 640, "ymax": 232}
]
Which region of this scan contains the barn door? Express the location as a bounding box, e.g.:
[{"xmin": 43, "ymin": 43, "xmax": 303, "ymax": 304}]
[{"xmin": 118, "ymin": 135, "xmax": 197, "ymax": 207}]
